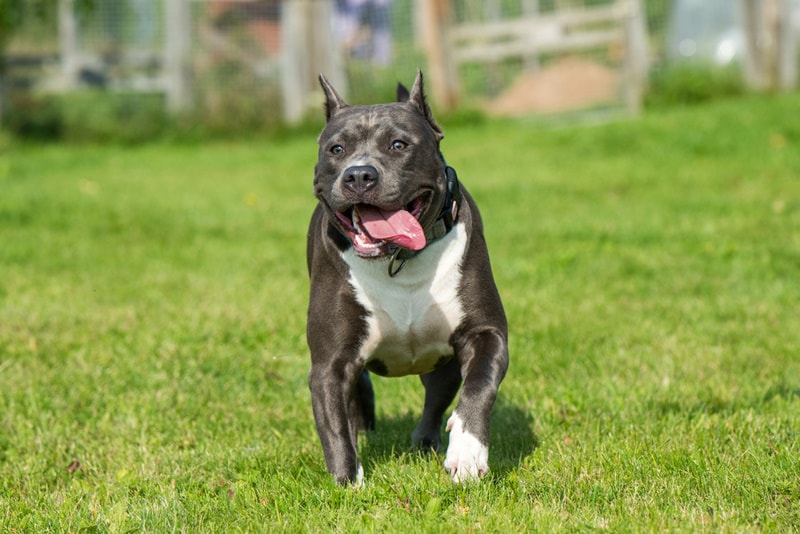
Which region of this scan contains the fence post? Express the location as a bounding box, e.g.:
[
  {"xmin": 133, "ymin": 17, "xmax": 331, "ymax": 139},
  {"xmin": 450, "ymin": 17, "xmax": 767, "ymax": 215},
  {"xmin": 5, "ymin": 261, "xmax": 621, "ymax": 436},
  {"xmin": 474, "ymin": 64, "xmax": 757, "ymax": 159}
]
[
  {"xmin": 521, "ymin": 0, "xmax": 541, "ymax": 71},
  {"xmin": 743, "ymin": 0, "xmax": 796, "ymax": 91},
  {"xmin": 164, "ymin": 0, "xmax": 192, "ymax": 113},
  {"xmin": 281, "ymin": 0, "xmax": 343, "ymax": 124},
  {"xmin": 623, "ymin": 0, "xmax": 648, "ymax": 114},
  {"xmin": 281, "ymin": 1, "xmax": 308, "ymax": 123},
  {"xmin": 419, "ymin": 0, "xmax": 459, "ymax": 110},
  {"xmin": 311, "ymin": 0, "xmax": 346, "ymax": 96},
  {"xmin": 777, "ymin": 0, "xmax": 797, "ymax": 90},
  {"xmin": 58, "ymin": 0, "xmax": 80, "ymax": 90}
]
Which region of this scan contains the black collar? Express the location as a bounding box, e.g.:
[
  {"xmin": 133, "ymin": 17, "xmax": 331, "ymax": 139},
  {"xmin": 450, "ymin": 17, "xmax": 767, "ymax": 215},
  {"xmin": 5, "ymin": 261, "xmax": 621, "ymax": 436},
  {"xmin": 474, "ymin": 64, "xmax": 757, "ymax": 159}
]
[{"xmin": 388, "ymin": 166, "xmax": 461, "ymax": 276}]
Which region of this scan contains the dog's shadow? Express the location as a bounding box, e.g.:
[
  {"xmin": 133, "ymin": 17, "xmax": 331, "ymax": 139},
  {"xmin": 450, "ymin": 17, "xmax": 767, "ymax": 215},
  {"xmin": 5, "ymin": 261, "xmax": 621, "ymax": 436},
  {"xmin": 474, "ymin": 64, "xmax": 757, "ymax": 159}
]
[{"xmin": 361, "ymin": 396, "xmax": 538, "ymax": 477}]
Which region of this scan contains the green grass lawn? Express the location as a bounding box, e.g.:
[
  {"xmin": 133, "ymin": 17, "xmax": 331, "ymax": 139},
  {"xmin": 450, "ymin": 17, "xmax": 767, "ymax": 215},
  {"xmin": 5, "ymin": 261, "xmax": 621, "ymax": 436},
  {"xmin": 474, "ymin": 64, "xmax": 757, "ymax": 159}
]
[{"xmin": 1, "ymin": 93, "xmax": 799, "ymax": 532}]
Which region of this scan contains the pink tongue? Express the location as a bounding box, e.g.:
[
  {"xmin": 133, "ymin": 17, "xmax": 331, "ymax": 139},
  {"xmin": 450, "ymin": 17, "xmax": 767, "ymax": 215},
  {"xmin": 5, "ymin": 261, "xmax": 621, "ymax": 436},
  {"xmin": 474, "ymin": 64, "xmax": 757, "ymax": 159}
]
[{"xmin": 358, "ymin": 205, "xmax": 426, "ymax": 250}]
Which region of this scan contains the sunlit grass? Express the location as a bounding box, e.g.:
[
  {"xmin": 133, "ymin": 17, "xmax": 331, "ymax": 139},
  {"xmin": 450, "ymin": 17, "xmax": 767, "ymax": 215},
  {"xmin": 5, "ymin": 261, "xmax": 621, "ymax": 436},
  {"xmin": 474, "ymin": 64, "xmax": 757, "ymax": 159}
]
[{"xmin": 1, "ymin": 93, "xmax": 799, "ymax": 531}]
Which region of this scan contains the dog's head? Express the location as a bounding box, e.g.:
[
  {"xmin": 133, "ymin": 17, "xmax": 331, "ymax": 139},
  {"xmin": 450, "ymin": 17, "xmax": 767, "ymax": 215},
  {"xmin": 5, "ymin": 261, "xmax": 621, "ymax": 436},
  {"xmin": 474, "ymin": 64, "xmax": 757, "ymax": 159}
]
[{"xmin": 314, "ymin": 71, "xmax": 449, "ymax": 258}]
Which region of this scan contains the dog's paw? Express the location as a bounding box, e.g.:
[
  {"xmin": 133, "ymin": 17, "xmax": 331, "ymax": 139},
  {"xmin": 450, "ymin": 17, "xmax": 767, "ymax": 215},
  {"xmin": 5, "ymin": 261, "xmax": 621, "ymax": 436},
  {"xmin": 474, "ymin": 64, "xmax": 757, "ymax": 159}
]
[
  {"xmin": 443, "ymin": 412, "xmax": 488, "ymax": 483},
  {"xmin": 411, "ymin": 425, "xmax": 441, "ymax": 451},
  {"xmin": 354, "ymin": 463, "xmax": 364, "ymax": 487},
  {"xmin": 334, "ymin": 463, "xmax": 364, "ymax": 487}
]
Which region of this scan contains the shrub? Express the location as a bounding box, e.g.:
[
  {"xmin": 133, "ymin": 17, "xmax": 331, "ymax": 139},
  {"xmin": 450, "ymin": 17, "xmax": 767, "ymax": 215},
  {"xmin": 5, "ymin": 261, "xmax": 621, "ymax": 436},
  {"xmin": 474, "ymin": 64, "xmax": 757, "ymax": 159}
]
[
  {"xmin": 6, "ymin": 92, "xmax": 63, "ymax": 140},
  {"xmin": 6, "ymin": 90, "xmax": 168, "ymax": 143},
  {"xmin": 645, "ymin": 62, "xmax": 746, "ymax": 107}
]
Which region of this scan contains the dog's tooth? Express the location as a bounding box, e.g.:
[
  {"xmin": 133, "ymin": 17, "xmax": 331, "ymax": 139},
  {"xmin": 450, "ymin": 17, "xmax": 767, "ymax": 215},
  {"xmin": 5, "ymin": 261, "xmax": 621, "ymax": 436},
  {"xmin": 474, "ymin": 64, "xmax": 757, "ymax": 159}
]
[{"xmin": 352, "ymin": 209, "xmax": 362, "ymax": 234}]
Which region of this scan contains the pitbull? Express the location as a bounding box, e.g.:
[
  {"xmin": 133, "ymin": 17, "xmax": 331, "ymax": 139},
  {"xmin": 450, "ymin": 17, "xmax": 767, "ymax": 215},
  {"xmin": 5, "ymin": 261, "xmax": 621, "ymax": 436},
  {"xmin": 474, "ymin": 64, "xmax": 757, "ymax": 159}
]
[{"xmin": 307, "ymin": 71, "xmax": 508, "ymax": 485}]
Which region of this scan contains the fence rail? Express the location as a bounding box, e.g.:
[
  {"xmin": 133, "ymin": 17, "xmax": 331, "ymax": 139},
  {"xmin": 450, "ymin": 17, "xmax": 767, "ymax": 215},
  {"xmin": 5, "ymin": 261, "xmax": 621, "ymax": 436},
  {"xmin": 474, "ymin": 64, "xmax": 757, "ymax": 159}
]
[{"xmin": 430, "ymin": 0, "xmax": 647, "ymax": 114}]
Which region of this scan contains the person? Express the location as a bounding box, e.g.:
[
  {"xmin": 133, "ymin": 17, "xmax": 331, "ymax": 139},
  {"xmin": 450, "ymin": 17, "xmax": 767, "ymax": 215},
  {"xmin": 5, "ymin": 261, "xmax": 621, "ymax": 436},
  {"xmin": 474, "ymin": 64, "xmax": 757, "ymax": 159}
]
[{"xmin": 333, "ymin": 0, "xmax": 394, "ymax": 66}]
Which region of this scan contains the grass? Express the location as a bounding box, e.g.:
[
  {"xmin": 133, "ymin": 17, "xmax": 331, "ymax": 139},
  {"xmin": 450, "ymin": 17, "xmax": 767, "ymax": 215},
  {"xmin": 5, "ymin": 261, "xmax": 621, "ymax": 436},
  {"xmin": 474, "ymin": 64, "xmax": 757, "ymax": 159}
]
[{"xmin": 1, "ymin": 93, "xmax": 799, "ymax": 532}]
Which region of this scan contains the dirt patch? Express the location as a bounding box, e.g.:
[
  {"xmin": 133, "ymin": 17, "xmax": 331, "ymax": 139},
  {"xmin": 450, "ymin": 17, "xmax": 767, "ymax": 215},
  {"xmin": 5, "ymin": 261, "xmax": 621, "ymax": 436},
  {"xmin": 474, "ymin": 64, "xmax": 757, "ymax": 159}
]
[{"xmin": 486, "ymin": 57, "xmax": 619, "ymax": 116}]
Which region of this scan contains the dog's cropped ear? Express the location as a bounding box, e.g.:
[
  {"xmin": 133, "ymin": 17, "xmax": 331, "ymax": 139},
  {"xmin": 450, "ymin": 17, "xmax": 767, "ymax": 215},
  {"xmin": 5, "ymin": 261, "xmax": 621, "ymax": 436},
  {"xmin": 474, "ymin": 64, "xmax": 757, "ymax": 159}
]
[
  {"xmin": 319, "ymin": 74, "xmax": 348, "ymax": 121},
  {"xmin": 397, "ymin": 82, "xmax": 410, "ymax": 102},
  {"xmin": 407, "ymin": 70, "xmax": 444, "ymax": 141}
]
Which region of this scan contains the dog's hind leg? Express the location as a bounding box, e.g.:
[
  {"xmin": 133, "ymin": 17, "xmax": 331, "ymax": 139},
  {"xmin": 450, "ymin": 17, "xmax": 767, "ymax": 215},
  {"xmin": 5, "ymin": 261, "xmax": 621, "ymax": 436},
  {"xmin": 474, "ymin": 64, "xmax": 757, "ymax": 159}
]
[
  {"xmin": 355, "ymin": 370, "xmax": 375, "ymax": 431},
  {"xmin": 412, "ymin": 357, "xmax": 462, "ymax": 450}
]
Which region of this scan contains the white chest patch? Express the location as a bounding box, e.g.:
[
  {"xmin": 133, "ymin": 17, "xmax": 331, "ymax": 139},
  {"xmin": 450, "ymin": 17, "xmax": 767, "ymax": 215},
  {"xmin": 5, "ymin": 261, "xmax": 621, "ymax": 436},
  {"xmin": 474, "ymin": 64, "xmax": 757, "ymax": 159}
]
[{"xmin": 341, "ymin": 223, "xmax": 468, "ymax": 376}]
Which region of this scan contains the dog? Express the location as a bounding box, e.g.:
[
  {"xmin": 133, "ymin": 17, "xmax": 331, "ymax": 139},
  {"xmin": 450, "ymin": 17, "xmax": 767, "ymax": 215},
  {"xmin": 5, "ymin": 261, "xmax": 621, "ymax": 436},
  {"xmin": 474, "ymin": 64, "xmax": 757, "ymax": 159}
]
[{"xmin": 306, "ymin": 71, "xmax": 508, "ymax": 485}]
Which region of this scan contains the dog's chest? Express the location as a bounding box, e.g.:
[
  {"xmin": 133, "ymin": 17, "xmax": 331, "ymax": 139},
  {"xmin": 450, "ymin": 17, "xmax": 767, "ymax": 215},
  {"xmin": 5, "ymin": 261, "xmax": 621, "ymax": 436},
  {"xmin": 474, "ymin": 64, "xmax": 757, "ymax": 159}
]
[{"xmin": 342, "ymin": 224, "xmax": 467, "ymax": 376}]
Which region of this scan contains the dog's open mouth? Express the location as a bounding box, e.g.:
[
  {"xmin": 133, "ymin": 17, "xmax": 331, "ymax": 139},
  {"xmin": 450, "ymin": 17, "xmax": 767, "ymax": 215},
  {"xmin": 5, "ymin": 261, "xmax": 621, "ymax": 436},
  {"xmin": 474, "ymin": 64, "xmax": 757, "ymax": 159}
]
[{"xmin": 335, "ymin": 193, "xmax": 430, "ymax": 257}]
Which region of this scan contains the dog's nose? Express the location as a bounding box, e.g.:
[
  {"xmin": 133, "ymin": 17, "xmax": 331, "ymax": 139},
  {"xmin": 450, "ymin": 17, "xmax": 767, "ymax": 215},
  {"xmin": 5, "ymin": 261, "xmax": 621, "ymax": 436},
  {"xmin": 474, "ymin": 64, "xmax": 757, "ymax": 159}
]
[{"xmin": 343, "ymin": 165, "xmax": 378, "ymax": 195}]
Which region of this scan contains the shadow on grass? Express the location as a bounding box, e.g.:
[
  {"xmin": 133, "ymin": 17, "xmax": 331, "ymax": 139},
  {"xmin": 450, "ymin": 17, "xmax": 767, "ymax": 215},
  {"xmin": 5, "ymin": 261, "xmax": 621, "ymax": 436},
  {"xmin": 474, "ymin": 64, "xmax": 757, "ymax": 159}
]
[
  {"xmin": 647, "ymin": 382, "xmax": 800, "ymax": 418},
  {"xmin": 360, "ymin": 395, "xmax": 537, "ymax": 479}
]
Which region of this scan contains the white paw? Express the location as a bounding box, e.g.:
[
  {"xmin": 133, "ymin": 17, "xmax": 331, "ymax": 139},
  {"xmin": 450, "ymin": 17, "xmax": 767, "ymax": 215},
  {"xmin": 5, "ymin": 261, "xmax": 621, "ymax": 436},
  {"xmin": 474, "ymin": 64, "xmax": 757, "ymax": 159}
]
[
  {"xmin": 443, "ymin": 412, "xmax": 488, "ymax": 483},
  {"xmin": 354, "ymin": 463, "xmax": 364, "ymax": 487}
]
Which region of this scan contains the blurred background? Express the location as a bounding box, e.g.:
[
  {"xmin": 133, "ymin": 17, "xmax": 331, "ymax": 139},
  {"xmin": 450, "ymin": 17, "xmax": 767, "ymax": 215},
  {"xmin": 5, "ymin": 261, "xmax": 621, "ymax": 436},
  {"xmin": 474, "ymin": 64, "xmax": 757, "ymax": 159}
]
[{"xmin": 1, "ymin": 0, "xmax": 799, "ymax": 141}]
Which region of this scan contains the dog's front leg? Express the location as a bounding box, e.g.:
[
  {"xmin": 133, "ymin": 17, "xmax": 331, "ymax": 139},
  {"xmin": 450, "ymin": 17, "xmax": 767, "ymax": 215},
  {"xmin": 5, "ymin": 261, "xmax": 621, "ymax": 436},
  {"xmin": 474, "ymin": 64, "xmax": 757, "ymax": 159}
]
[
  {"xmin": 444, "ymin": 327, "xmax": 509, "ymax": 482},
  {"xmin": 309, "ymin": 359, "xmax": 365, "ymax": 485}
]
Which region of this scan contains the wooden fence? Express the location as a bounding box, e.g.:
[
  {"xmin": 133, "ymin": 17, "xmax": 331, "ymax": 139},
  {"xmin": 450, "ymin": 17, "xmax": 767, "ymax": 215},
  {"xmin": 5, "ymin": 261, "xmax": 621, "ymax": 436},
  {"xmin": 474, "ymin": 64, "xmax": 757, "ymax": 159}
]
[
  {"xmin": 3, "ymin": 0, "xmax": 797, "ymax": 128},
  {"xmin": 420, "ymin": 0, "xmax": 649, "ymax": 114}
]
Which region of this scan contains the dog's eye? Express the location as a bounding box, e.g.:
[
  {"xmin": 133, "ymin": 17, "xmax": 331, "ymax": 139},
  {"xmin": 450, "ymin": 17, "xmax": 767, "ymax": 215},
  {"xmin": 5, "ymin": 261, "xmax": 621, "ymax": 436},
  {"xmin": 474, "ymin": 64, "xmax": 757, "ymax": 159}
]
[
  {"xmin": 389, "ymin": 140, "xmax": 408, "ymax": 151},
  {"xmin": 330, "ymin": 145, "xmax": 344, "ymax": 155}
]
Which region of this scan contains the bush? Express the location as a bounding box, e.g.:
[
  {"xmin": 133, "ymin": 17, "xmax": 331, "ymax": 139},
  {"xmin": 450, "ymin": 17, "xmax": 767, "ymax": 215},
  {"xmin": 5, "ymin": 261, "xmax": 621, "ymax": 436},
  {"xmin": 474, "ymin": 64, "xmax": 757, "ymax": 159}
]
[
  {"xmin": 59, "ymin": 91, "xmax": 168, "ymax": 143},
  {"xmin": 6, "ymin": 92, "xmax": 63, "ymax": 140},
  {"xmin": 6, "ymin": 90, "xmax": 168, "ymax": 143},
  {"xmin": 645, "ymin": 62, "xmax": 746, "ymax": 107}
]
